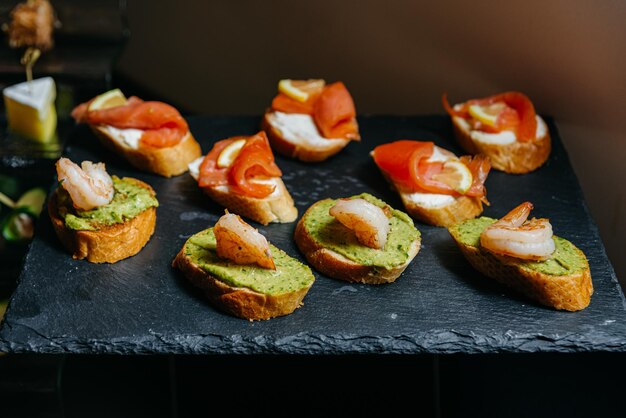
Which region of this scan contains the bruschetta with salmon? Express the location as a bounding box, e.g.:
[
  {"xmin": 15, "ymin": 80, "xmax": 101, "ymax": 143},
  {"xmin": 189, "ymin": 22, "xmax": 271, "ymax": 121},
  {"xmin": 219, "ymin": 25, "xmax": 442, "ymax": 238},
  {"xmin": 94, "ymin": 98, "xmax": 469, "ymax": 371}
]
[
  {"xmin": 442, "ymin": 91, "xmax": 551, "ymax": 174},
  {"xmin": 188, "ymin": 131, "xmax": 298, "ymax": 225},
  {"xmin": 261, "ymin": 79, "xmax": 360, "ymax": 162},
  {"xmin": 71, "ymin": 89, "xmax": 201, "ymax": 177},
  {"xmin": 371, "ymin": 140, "xmax": 491, "ymax": 227}
]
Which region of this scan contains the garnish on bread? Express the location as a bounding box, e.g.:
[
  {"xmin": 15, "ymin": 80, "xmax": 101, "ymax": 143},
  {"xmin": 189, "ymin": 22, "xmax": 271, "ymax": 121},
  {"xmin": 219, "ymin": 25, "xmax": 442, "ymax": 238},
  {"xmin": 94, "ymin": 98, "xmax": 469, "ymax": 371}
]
[
  {"xmin": 371, "ymin": 140, "xmax": 491, "ymax": 227},
  {"xmin": 442, "ymin": 91, "xmax": 551, "ymax": 174},
  {"xmin": 448, "ymin": 202, "xmax": 593, "ymax": 311},
  {"xmin": 294, "ymin": 193, "xmax": 421, "ymax": 284},
  {"xmin": 172, "ymin": 212, "xmax": 315, "ymax": 320},
  {"xmin": 261, "ymin": 79, "xmax": 360, "ymax": 162},
  {"xmin": 71, "ymin": 89, "xmax": 201, "ymax": 177},
  {"xmin": 48, "ymin": 157, "xmax": 158, "ymax": 263},
  {"xmin": 188, "ymin": 131, "xmax": 297, "ymax": 225}
]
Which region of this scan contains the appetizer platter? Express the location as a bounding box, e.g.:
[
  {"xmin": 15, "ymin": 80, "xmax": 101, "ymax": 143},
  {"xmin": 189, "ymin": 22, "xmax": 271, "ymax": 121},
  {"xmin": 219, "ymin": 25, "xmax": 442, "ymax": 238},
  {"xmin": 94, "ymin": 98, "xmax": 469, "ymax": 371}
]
[{"xmin": 1, "ymin": 113, "xmax": 625, "ymax": 354}]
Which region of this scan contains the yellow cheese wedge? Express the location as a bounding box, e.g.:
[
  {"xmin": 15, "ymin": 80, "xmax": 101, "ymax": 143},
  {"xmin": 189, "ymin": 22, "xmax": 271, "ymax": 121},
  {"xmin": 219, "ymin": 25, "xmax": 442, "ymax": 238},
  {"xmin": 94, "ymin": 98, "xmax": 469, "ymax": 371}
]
[{"xmin": 3, "ymin": 77, "xmax": 57, "ymax": 142}]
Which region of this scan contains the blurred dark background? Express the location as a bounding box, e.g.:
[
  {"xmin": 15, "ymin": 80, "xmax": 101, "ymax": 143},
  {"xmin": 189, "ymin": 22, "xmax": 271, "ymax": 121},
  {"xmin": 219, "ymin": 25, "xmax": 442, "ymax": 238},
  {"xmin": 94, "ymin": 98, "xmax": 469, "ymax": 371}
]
[{"xmin": 1, "ymin": 1, "xmax": 625, "ymax": 416}]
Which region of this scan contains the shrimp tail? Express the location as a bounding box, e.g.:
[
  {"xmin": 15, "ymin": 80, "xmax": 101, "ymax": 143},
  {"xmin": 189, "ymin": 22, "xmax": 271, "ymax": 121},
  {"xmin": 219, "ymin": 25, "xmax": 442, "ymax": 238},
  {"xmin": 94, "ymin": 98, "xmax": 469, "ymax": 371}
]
[{"xmin": 498, "ymin": 202, "xmax": 533, "ymax": 227}]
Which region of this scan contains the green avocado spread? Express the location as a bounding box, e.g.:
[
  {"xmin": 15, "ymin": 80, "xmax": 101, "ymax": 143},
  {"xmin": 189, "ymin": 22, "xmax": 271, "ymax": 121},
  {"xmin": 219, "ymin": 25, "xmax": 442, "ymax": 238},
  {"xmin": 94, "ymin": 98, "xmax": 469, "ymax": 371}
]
[
  {"xmin": 184, "ymin": 229, "xmax": 315, "ymax": 295},
  {"xmin": 58, "ymin": 176, "xmax": 158, "ymax": 231},
  {"xmin": 449, "ymin": 217, "xmax": 588, "ymax": 276},
  {"xmin": 302, "ymin": 193, "xmax": 420, "ymax": 269}
]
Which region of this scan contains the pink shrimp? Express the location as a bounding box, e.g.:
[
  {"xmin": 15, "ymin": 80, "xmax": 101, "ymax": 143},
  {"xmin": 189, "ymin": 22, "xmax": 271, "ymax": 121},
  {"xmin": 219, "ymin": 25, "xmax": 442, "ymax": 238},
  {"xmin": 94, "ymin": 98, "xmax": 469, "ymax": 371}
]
[
  {"xmin": 329, "ymin": 198, "xmax": 391, "ymax": 249},
  {"xmin": 56, "ymin": 157, "xmax": 114, "ymax": 210},
  {"xmin": 480, "ymin": 202, "xmax": 555, "ymax": 261},
  {"xmin": 213, "ymin": 213, "xmax": 276, "ymax": 269}
]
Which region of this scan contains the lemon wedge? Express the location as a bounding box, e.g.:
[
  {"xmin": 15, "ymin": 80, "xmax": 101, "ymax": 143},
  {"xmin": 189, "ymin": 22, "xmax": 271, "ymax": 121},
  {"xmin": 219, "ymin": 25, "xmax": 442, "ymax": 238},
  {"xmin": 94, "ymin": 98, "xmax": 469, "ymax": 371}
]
[
  {"xmin": 88, "ymin": 88, "xmax": 127, "ymax": 111},
  {"xmin": 432, "ymin": 160, "xmax": 473, "ymax": 194},
  {"xmin": 467, "ymin": 102, "xmax": 506, "ymax": 127},
  {"xmin": 278, "ymin": 79, "xmax": 325, "ymax": 103},
  {"xmin": 217, "ymin": 139, "xmax": 246, "ymax": 168}
]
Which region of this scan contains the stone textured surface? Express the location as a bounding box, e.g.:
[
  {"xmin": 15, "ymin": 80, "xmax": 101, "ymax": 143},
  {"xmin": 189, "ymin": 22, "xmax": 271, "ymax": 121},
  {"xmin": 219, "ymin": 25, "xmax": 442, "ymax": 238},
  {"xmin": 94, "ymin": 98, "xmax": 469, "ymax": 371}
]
[{"xmin": 1, "ymin": 116, "xmax": 624, "ymax": 354}]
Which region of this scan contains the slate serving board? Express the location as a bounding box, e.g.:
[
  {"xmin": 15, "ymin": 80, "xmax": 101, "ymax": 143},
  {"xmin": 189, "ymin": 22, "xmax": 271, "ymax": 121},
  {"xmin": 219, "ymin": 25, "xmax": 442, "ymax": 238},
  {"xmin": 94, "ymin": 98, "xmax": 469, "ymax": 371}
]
[{"xmin": 1, "ymin": 115, "xmax": 625, "ymax": 354}]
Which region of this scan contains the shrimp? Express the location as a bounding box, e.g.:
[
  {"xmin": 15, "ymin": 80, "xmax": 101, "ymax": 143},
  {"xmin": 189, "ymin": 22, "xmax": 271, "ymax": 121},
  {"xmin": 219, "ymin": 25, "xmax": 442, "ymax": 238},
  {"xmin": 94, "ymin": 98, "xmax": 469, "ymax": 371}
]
[
  {"xmin": 213, "ymin": 213, "xmax": 275, "ymax": 269},
  {"xmin": 56, "ymin": 157, "xmax": 114, "ymax": 210},
  {"xmin": 329, "ymin": 198, "xmax": 391, "ymax": 249},
  {"xmin": 480, "ymin": 202, "xmax": 555, "ymax": 261}
]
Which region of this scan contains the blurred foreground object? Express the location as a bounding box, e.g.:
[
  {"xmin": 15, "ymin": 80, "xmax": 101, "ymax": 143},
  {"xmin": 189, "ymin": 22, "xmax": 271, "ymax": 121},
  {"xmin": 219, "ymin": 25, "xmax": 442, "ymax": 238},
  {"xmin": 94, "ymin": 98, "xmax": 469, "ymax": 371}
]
[
  {"xmin": 0, "ymin": 1, "xmax": 128, "ymax": 166},
  {"xmin": 0, "ymin": 173, "xmax": 47, "ymax": 287},
  {"xmin": 3, "ymin": 76, "xmax": 57, "ymax": 143},
  {"xmin": 4, "ymin": 0, "xmax": 57, "ymax": 51},
  {"xmin": 0, "ymin": 186, "xmax": 46, "ymax": 242}
]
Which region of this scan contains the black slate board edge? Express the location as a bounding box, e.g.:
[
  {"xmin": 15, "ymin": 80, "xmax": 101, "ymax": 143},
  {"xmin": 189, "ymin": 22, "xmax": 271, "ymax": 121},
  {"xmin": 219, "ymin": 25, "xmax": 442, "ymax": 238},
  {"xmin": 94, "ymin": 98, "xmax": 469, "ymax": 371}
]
[
  {"xmin": 2, "ymin": 326, "xmax": 626, "ymax": 355},
  {"xmin": 546, "ymin": 121, "xmax": 626, "ymax": 311}
]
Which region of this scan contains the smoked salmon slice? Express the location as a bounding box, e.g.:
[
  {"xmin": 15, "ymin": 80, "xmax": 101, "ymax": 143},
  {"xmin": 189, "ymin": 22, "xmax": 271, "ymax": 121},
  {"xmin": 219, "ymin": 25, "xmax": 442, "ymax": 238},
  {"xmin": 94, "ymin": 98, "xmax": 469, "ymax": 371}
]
[
  {"xmin": 72, "ymin": 96, "xmax": 189, "ymax": 148},
  {"xmin": 271, "ymin": 93, "xmax": 317, "ymax": 114},
  {"xmin": 198, "ymin": 137, "xmax": 237, "ymax": 188},
  {"xmin": 270, "ymin": 81, "xmax": 359, "ymax": 140},
  {"xmin": 372, "ymin": 140, "xmax": 434, "ymax": 190},
  {"xmin": 313, "ymin": 82, "xmax": 359, "ymax": 140},
  {"xmin": 442, "ymin": 92, "xmax": 536, "ymax": 142},
  {"xmin": 199, "ymin": 132, "xmax": 282, "ymax": 199},
  {"xmin": 372, "ymin": 140, "xmax": 490, "ymax": 197}
]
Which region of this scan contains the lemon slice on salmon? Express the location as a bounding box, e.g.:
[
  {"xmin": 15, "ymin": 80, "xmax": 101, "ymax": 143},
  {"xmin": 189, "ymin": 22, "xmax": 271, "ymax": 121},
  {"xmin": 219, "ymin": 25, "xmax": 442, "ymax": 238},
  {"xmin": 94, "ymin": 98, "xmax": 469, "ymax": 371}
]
[
  {"xmin": 88, "ymin": 88, "xmax": 127, "ymax": 111},
  {"xmin": 217, "ymin": 139, "xmax": 246, "ymax": 168},
  {"xmin": 278, "ymin": 79, "xmax": 325, "ymax": 103},
  {"xmin": 432, "ymin": 160, "xmax": 473, "ymax": 194},
  {"xmin": 468, "ymin": 102, "xmax": 506, "ymax": 127}
]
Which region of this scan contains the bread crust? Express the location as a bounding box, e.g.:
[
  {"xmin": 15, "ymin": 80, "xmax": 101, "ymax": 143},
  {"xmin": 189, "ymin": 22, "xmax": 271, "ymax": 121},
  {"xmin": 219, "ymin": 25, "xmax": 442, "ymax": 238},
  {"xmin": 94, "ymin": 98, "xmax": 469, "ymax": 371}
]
[
  {"xmin": 451, "ymin": 116, "xmax": 551, "ymax": 174},
  {"xmin": 202, "ymin": 178, "xmax": 297, "ymax": 225},
  {"xmin": 92, "ymin": 127, "xmax": 202, "ymax": 177},
  {"xmin": 172, "ymin": 244, "xmax": 314, "ymax": 321},
  {"xmin": 377, "ymin": 169, "xmax": 484, "ymax": 228},
  {"xmin": 48, "ymin": 178, "xmax": 157, "ymax": 263},
  {"xmin": 449, "ymin": 230, "xmax": 593, "ymax": 311},
  {"xmin": 261, "ymin": 111, "xmax": 352, "ymax": 162},
  {"xmin": 399, "ymin": 193, "xmax": 483, "ymax": 228},
  {"xmin": 294, "ymin": 201, "xmax": 421, "ymax": 284}
]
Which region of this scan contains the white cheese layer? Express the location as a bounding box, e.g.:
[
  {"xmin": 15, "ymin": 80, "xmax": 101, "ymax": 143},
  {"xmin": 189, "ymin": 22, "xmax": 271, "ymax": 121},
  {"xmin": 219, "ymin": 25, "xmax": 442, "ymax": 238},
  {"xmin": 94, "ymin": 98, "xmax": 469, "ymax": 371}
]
[
  {"xmin": 404, "ymin": 191, "xmax": 456, "ymax": 208},
  {"xmin": 3, "ymin": 77, "xmax": 56, "ymax": 120},
  {"xmin": 454, "ymin": 115, "xmax": 547, "ymax": 145},
  {"xmin": 188, "ymin": 156, "xmax": 281, "ymax": 198},
  {"xmin": 101, "ymin": 125, "xmax": 144, "ymax": 149},
  {"xmin": 188, "ymin": 156, "xmax": 203, "ymax": 180},
  {"xmin": 266, "ymin": 111, "xmax": 348, "ymax": 148}
]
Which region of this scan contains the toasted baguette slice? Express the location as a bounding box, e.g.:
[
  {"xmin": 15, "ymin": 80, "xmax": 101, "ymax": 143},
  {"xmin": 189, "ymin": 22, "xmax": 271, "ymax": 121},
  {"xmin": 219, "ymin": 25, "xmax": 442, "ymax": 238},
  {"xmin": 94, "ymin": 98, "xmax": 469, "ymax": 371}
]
[
  {"xmin": 294, "ymin": 193, "xmax": 421, "ymax": 284},
  {"xmin": 188, "ymin": 158, "xmax": 297, "ymax": 225},
  {"xmin": 92, "ymin": 126, "xmax": 202, "ymax": 177},
  {"xmin": 173, "ymin": 228, "xmax": 315, "ymax": 320},
  {"xmin": 448, "ymin": 217, "xmax": 593, "ymax": 311},
  {"xmin": 451, "ymin": 115, "xmax": 551, "ymax": 174},
  {"xmin": 378, "ymin": 169, "xmax": 484, "ymax": 228},
  {"xmin": 261, "ymin": 110, "xmax": 353, "ymax": 162},
  {"xmin": 48, "ymin": 177, "xmax": 157, "ymax": 263}
]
